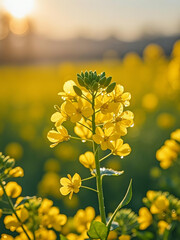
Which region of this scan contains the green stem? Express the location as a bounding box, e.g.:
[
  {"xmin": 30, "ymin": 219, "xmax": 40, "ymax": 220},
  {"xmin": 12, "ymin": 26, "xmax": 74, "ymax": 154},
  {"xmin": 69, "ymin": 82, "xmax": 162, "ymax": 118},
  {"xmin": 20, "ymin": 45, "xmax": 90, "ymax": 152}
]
[
  {"xmin": 99, "ymin": 152, "xmax": 112, "ymax": 162},
  {"xmin": 92, "ymin": 93, "xmax": 106, "ymax": 224},
  {"xmin": 70, "ymin": 136, "xmax": 93, "ymax": 142},
  {"xmin": 0, "ymin": 180, "xmax": 31, "ymax": 240},
  {"xmin": 81, "ymin": 185, "xmax": 98, "ymax": 192},
  {"xmin": 82, "ymin": 175, "xmax": 96, "ymax": 182},
  {"xmin": 77, "ymin": 121, "xmax": 93, "ymax": 132}
]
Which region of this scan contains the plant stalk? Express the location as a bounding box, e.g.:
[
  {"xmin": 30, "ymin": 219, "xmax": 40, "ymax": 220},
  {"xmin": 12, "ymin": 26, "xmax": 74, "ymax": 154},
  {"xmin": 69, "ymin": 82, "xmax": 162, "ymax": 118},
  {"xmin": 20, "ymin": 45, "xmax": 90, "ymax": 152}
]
[
  {"xmin": 92, "ymin": 93, "xmax": 106, "ymax": 224},
  {"xmin": 0, "ymin": 180, "xmax": 32, "ymax": 240}
]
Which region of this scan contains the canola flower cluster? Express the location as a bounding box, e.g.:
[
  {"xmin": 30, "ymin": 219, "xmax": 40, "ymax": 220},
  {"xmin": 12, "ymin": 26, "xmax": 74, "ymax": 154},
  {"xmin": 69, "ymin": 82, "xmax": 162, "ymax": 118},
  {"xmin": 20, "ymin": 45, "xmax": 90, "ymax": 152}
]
[
  {"xmin": 0, "ymin": 153, "xmax": 67, "ymax": 240},
  {"xmin": 47, "ymin": 71, "xmax": 133, "ymax": 200},
  {"xmin": 138, "ymin": 190, "xmax": 180, "ymax": 237},
  {"xmin": 156, "ymin": 129, "xmax": 180, "ymax": 169}
]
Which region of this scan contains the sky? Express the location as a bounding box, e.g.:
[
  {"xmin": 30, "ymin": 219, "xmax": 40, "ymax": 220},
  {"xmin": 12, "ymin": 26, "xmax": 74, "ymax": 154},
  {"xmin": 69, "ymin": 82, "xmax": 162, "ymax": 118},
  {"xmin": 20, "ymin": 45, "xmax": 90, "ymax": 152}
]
[{"xmin": 0, "ymin": 0, "xmax": 180, "ymax": 41}]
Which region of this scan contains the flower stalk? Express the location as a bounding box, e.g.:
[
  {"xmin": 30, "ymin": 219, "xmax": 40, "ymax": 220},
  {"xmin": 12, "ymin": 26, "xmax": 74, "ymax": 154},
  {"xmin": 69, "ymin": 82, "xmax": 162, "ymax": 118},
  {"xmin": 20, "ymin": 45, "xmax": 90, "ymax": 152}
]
[
  {"xmin": 0, "ymin": 180, "xmax": 32, "ymax": 240},
  {"xmin": 92, "ymin": 93, "xmax": 106, "ymax": 224}
]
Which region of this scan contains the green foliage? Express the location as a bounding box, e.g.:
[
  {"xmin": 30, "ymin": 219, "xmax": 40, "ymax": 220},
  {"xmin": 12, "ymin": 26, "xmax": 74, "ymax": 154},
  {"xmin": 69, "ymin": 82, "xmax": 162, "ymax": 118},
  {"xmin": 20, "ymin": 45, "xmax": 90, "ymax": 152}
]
[
  {"xmin": 107, "ymin": 179, "xmax": 132, "ymax": 231},
  {"xmin": 87, "ymin": 220, "xmax": 108, "ymax": 240}
]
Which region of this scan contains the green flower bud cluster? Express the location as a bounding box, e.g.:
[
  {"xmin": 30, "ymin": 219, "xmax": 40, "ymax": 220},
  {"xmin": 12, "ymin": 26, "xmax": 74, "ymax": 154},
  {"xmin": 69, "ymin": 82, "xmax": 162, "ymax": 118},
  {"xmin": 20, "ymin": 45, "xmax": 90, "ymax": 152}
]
[
  {"xmin": 114, "ymin": 209, "xmax": 139, "ymax": 235},
  {"xmin": 76, "ymin": 70, "xmax": 116, "ymax": 93},
  {"xmin": 0, "ymin": 152, "xmax": 15, "ymax": 180}
]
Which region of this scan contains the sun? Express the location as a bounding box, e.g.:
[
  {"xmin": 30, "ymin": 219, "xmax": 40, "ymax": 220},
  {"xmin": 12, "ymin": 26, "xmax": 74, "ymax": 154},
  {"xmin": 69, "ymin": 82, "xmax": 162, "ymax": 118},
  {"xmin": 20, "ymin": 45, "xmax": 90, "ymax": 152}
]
[{"xmin": 2, "ymin": 0, "xmax": 35, "ymax": 19}]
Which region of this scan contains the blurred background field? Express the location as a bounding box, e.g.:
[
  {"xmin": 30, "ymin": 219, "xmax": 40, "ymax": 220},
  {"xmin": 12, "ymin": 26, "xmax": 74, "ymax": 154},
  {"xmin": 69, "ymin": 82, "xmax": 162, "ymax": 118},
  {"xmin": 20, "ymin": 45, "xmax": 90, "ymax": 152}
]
[{"xmin": 0, "ymin": 0, "xmax": 180, "ymax": 232}]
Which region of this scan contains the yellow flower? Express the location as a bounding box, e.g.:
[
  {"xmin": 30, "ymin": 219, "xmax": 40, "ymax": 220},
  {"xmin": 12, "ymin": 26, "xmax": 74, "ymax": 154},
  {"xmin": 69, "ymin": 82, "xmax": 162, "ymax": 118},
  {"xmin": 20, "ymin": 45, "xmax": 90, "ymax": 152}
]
[
  {"xmin": 0, "ymin": 234, "xmax": 14, "ymax": 240},
  {"xmin": 79, "ymin": 151, "xmax": 95, "ymax": 170},
  {"xmin": 150, "ymin": 195, "xmax": 169, "ymax": 214},
  {"xmin": 165, "ymin": 139, "xmax": 180, "ymax": 153},
  {"xmin": 109, "ymin": 139, "xmax": 131, "ymax": 157},
  {"xmin": 171, "ymin": 129, "xmax": 180, "ymax": 142},
  {"xmin": 60, "ymin": 173, "xmax": 81, "ymax": 199},
  {"xmin": 4, "ymin": 208, "xmax": 28, "ymax": 232},
  {"xmin": 38, "ymin": 198, "xmax": 53, "ymax": 214},
  {"xmin": 9, "ymin": 167, "xmax": 24, "ymax": 178},
  {"xmin": 0, "ymin": 209, "xmax": 2, "ymax": 218},
  {"xmin": 47, "ymin": 125, "xmax": 70, "ymax": 148},
  {"xmin": 6, "ymin": 182, "xmax": 22, "ymax": 198},
  {"xmin": 93, "ymin": 123, "xmax": 119, "ymax": 150},
  {"xmin": 41, "ymin": 206, "xmax": 67, "ymax": 231},
  {"xmin": 74, "ymin": 206, "xmax": 95, "ymax": 233},
  {"xmin": 138, "ymin": 207, "xmax": 152, "ymax": 230},
  {"xmin": 51, "ymin": 102, "xmax": 70, "ymax": 127},
  {"xmin": 63, "ymin": 99, "xmax": 93, "ymax": 123},
  {"xmin": 119, "ymin": 235, "xmax": 131, "ymax": 240},
  {"xmin": 0, "ymin": 186, "xmax": 4, "ymax": 197},
  {"xmin": 113, "ymin": 111, "xmax": 134, "ymax": 136},
  {"xmin": 95, "ymin": 112, "xmax": 113, "ymax": 125},
  {"xmin": 74, "ymin": 118, "xmax": 92, "ymax": 139},
  {"xmin": 96, "ymin": 94, "xmax": 120, "ymax": 114},
  {"xmin": 146, "ymin": 190, "xmax": 157, "ymax": 201},
  {"xmin": 158, "ymin": 221, "xmax": 170, "ymax": 235},
  {"xmin": 156, "ymin": 145, "xmax": 177, "ymax": 169},
  {"xmin": 112, "ymin": 84, "xmax": 131, "ymax": 107},
  {"xmin": 35, "ymin": 228, "xmax": 57, "ymax": 240},
  {"xmin": 58, "ymin": 80, "xmax": 77, "ymax": 100}
]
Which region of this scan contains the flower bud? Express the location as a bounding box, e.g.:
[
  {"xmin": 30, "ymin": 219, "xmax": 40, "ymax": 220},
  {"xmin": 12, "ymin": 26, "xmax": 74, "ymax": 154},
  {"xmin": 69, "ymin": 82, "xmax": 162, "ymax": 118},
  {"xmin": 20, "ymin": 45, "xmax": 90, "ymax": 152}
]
[
  {"xmin": 5, "ymin": 159, "xmax": 15, "ymax": 169},
  {"xmin": 103, "ymin": 76, "xmax": 112, "ymax": 87},
  {"xmin": 99, "ymin": 76, "xmax": 106, "ymax": 85},
  {"xmin": 106, "ymin": 82, "xmax": 116, "ymax": 93},
  {"xmin": 92, "ymin": 82, "xmax": 98, "ymax": 91},
  {"xmin": 73, "ymin": 86, "xmax": 82, "ymax": 96}
]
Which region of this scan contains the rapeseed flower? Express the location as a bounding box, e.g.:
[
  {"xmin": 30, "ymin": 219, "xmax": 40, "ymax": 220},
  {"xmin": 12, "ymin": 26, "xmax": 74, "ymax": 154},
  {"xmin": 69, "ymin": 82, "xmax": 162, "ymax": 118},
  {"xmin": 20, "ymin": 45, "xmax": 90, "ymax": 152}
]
[
  {"xmin": 119, "ymin": 235, "xmax": 131, "ymax": 240},
  {"xmin": 138, "ymin": 207, "xmax": 152, "ymax": 230},
  {"xmin": 63, "ymin": 99, "xmax": 93, "ymax": 123},
  {"xmin": 79, "ymin": 151, "xmax": 95, "ymax": 170},
  {"xmin": 74, "ymin": 118, "xmax": 92, "ymax": 139},
  {"xmin": 150, "ymin": 195, "xmax": 169, "ymax": 214},
  {"xmin": 6, "ymin": 182, "xmax": 22, "ymax": 198},
  {"xmin": 58, "ymin": 80, "xmax": 77, "ymax": 100},
  {"xmin": 93, "ymin": 123, "xmax": 119, "ymax": 150},
  {"xmin": 47, "ymin": 125, "xmax": 70, "ymax": 148},
  {"xmin": 109, "ymin": 139, "xmax": 131, "ymax": 157},
  {"xmin": 60, "ymin": 173, "xmax": 81, "ymax": 199},
  {"xmin": 158, "ymin": 221, "xmax": 170, "ymax": 235}
]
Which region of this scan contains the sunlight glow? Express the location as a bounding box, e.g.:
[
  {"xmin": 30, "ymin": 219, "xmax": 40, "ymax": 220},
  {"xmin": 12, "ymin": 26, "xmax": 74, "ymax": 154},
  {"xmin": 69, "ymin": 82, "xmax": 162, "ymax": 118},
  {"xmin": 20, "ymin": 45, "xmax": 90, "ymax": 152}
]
[{"xmin": 2, "ymin": 0, "xmax": 35, "ymax": 19}]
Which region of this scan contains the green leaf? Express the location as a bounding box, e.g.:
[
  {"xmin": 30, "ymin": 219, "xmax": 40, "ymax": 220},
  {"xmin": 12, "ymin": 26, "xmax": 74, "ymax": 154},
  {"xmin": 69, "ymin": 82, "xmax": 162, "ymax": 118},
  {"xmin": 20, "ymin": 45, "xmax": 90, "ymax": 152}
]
[
  {"xmin": 60, "ymin": 235, "xmax": 68, "ymax": 240},
  {"xmin": 92, "ymin": 168, "xmax": 124, "ymax": 177},
  {"xmin": 107, "ymin": 179, "xmax": 132, "ymax": 231},
  {"xmin": 87, "ymin": 221, "xmax": 108, "ymax": 240}
]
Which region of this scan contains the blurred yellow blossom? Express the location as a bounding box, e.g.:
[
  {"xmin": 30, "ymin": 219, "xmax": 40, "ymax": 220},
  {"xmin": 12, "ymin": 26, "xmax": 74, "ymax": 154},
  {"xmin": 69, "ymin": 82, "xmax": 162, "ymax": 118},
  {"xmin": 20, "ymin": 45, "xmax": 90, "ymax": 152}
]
[
  {"xmin": 6, "ymin": 182, "xmax": 22, "ymax": 198},
  {"xmin": 60, "ymin": 173, "xmax": 81, "ymax": 199},
  {"xmin": 119, "ymin": 235, "xmax": 131, "ymax": 240},
  {"xmin": 157, "ymin": 113, "xmax": 175, "ymax": 129},
  {"xmin": 74, "ymin": 206, "xmax": 95, "ymax": 233},
  {"xmin": 142, "ymin": 93, "xmax": 158, "ymax": 111},
  {"xmin": 171, "ymin": 129, "xmax": 180, "ymax": 142},
  {"xmin": 5, "ymin": 143, "xmax": 23, "ymax": 160},
  {"xmin": 9, "ymin": 167, "xmax": 24, "ymax": 178},
  {"xmin": 150, "ymin": 195, "xmax": 169, "ymax": 214},
  {"xmin": 158, "ymin": 221, "xmax": 170, "ymax": 235},
  {"xmin": 138, "ymin": 207, "xmax": 152, "ymax": 230}
]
